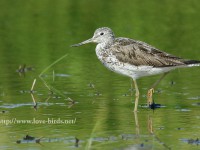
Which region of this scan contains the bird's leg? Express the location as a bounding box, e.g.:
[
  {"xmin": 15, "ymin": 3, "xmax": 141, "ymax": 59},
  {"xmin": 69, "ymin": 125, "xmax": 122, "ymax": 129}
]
[
  {"xmin": 133, "ymin": 79, "xmax": 139, "ymax": 112},
  {"xmin": 148, "ymin": 115, "xmax": 153, "ymax": 134},
  {"xmin": 147, "ymin": 88, "xmax": 154, "ymax": 106},
  {"xmin": 134, "ymin": 111, "xmax": 140, "ymax": 136},
  {"xmin": 130, "ymin": 78, "xmax": 134, "ymax": 96},
  {"xmin": 147, "ymin": 72, "xmax": 169, "ymax": 106}
]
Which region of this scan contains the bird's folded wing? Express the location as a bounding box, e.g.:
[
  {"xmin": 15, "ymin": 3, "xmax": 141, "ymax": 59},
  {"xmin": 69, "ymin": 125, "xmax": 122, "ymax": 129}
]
[{"xmin": 112, "ymin": 38, "xmax": 186, "ymax": 67}]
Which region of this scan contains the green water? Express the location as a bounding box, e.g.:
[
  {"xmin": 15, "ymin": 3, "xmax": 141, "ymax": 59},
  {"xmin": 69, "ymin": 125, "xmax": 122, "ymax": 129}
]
[{"xmin": 0, "ymin": 0, "xmax": 200, "ymax": 149}]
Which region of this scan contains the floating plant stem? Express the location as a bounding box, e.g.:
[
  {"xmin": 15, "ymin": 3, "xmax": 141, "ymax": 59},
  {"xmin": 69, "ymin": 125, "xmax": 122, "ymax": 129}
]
[
  {"xmin": 39, "ymin": 53, "xmax": 68, "ymax": 78},
  {"xmin": 31, "ymin": 93, "xmax": 37, "ymax": 107},
  {"xmin": 31, "ymin": 78, "xmax": 36, "ymax": 92},
  {"xmin": 53, "ymin": 70, "xmax": 55, "ymax": 82},
  {"xmin": 39, "ymin": 53, "xmax": 68, "ymax": 98}
]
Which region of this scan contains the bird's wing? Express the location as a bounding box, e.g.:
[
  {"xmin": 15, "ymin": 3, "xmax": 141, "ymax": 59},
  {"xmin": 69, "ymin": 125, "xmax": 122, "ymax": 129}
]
[{"xmin": 111, "ymin": 37, "xmax": 186, "ymax": 67}]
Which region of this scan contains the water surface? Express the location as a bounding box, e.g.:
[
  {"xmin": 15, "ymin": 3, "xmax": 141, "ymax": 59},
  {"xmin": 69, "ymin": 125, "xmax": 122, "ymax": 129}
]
[{"xmin": 0, "ymin": 0, "xmax": 200, "ymax": 149}]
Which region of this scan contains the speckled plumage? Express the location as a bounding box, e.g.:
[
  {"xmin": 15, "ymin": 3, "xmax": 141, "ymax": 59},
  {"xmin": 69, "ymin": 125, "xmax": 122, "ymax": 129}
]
[
  {"xmin": 72, "ymin": 27, "xmax": 200, "ymax": 79},
  {"xmin": 71, "ymin": 27, "xmax": 200, "ymax": 111}
]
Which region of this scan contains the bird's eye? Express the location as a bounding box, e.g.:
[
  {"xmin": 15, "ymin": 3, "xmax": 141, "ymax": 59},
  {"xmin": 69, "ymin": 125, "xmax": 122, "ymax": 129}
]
[{"xmin": 100, "ymin": 32, "xmax": 104, "ymax": 35}]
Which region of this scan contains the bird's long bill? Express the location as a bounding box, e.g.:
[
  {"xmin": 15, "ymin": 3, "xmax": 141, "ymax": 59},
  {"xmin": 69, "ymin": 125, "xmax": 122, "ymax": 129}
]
[{"xmin": 71, "ymin": 38, "xmax": 93, "ymax": 47}]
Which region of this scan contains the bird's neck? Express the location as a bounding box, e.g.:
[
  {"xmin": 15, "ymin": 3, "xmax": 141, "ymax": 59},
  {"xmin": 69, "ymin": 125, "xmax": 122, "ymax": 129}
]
[{"xmin": 101, "ymin": 38, "xmax": 115, "ymax": 49}]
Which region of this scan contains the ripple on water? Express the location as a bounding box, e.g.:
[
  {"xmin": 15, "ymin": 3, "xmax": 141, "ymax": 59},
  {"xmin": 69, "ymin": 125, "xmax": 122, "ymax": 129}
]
[
  {"xmin": 0, "ymin": 102, "xmax": 61, "ymax": 109},
  {"xmin": 175, "ymin": 109, "xmax": 191, "ymax": 112}
]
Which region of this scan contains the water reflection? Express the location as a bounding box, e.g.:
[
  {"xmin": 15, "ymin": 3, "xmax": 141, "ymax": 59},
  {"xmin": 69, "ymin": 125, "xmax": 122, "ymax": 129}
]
[
  {"xmin": 132, "ymin": 112, "xmax": 171, "ymax": 150},
  {"xmin": 0, "ymin": 100, "xmax": 199, "ymax": 149},
  {"xmin": 0, "ymin": 0, "xmax": 200, "ymax": 149},
  {"xmin": 16, "ymin": 64, "xmax": 34, "ymax": 77}
]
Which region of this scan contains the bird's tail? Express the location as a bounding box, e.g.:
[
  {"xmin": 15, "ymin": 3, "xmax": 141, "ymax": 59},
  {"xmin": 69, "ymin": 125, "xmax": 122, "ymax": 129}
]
[{"xmin": 184, "ymin": 60, "xmax": 200, "ymax": 67}]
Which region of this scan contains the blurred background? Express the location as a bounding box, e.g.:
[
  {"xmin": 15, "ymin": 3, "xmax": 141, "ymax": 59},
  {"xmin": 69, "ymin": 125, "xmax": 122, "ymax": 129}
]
[{"xmin": 0, "ymin": 0, "xmax": 200, "ymax": 149}]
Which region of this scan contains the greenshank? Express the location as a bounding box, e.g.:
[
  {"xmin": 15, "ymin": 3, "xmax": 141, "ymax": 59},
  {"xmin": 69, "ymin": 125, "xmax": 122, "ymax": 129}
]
[{"xmin": 71, "ymin": 27, "xmax": 200, "ymax": 111}]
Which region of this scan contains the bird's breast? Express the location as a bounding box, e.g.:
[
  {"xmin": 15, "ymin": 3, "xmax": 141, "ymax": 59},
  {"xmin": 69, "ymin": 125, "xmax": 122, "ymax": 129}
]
[{"xmin": 95, "ymin": 45, "xmax": 125, "ymax": 72}]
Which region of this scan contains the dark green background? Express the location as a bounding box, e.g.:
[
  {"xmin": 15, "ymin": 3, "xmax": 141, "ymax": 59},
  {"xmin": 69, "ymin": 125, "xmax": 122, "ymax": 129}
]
[{"xmin": 0, "ymin": 0, "xmax": 199, "ymax": 149}]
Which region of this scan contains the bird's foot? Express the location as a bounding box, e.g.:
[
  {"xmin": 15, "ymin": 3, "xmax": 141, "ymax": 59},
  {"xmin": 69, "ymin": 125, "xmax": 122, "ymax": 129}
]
[
  {"xmin": 133, "ymin": 96, "xmax": 139, "ymax": 112},
  {"xmin": 147, "ymin": 88, "xmax": 154, "ymax": 106}
]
